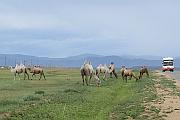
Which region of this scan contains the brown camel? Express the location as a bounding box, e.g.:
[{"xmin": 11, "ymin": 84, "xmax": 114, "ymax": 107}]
[
  {"xmin": 120, "ymin": 65, "xmax": 126, "ymax": 80},
  {"xmin": 96, "ymin": 64, "xmax": 110, "ymax": 80},
  {"xmin": 139, "ymin": 66, "xmax": 149, "ymax": 79},
  {"xmin": 27, "ymin": 66, "xmax": 46, "ymax": 80},
  {"xmin": 109, "ymin": 62, "xmax": 118, "ymax": 79},
  {"xmin": 123, "ymin": 69, "xmax": 138, "ymax": 82}
]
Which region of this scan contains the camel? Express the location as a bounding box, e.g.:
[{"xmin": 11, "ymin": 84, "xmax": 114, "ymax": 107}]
[
  {"xmin": 93, "ymin": 74, "xmax": 101, "ymax": 87},
  {"xmin": 10, "ymin": 66, "xmax": 20, "ymax": 80},
  {"xmin": 27, "ymin": 66, "xmax": 46, "ymax": 80},
  {"xmin": 96, "ymin": 64, "xmax": 110, "ymax": 80},
  {"xmin": 139, "ymin": 66, "xmax": 149, "ymax": 79},
  {"xmin": 109, "ymin": 62, "xmax": 118, "ymax": 79},
  {"xmin": 10, "ymin": 64, "xmax": 29, "ymax": 80},
  {"xmin": 120, "ymin": 65, "xmax": 126, "ymax": 80},
  {"xmin": 80, "ymin": 61, "xmax": 94, "ymax": 86},
  {"xmin": 80, "ymin": 61, "xmax": 101, "ymax": 86},
  {"xmin": 123, "ymin": 69, "xmax": 138, "ymax": 82}
]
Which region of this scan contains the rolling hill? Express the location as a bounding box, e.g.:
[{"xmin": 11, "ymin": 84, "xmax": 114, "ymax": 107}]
[{"xmin": 0, "ymin": 54, "xmax": 179, "ymax": 68}]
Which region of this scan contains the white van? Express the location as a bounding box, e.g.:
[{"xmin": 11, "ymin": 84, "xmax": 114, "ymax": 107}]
[{"xmin": 162, "ymin": 57, "xmax": 174, "ymax": 72}]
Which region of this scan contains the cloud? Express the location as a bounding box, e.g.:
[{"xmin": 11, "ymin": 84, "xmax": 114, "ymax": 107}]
[{"xmin": 0, "ymin": 0, "xmax": 180, "ymax": 57}]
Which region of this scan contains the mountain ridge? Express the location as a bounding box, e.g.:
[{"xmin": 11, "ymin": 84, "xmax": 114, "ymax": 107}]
[{"xmin": 0, "ymin": 54, "xmax": 179, "ymax": 68}]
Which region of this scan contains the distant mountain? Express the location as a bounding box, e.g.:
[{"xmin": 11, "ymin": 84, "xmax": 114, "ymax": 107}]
[
  {"xmin": 66, "ymin": 53, "xmax": 103, "ymax": 60},
  {"xmin": 121, "ymin": 55, "xmax": 162, "ymax": 60},
  {"xmin": 0, "ymin": 54, "xmax": 179, "ymax": 68}
]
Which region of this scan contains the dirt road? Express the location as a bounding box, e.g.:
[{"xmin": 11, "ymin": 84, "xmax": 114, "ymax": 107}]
[
  {"xmin": 164, "ymin": 71, "xmax": 180, "ymax": 88},
  {"xmin": 154, "ymin": 71, "xmax": 180, "ymax": 120},
  {"xmin": 163, "ymin": 71, "xmax": 180, "ymax": 80}
]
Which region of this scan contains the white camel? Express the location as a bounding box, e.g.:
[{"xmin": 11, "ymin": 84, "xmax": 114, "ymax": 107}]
[
  {"xmin": 80, "ymin": 61, "xmax": 100, "ymax": 86},
  {"xmin": 10, "ymin": 64, "xmax": 29, "ymax": 80},
  {"xmin": 96, "ymin": 64, "xmax": 110, "ymax": 80}
]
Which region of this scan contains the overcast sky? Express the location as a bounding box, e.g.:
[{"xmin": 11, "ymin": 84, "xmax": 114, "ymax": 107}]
[{"xmin": 0, "ymin": 0, "xmax": 179, "ymax": 58}]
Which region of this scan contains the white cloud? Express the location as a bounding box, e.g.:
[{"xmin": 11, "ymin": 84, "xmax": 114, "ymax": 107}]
[{"xmin": 0, "ymin": 0, "xmax": 180, "ymax": 57}]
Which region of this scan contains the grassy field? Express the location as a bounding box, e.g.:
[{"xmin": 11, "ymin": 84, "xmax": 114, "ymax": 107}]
[{"xmin": 0, "ymin": 68, "xmax": 158, "ymax": 120}]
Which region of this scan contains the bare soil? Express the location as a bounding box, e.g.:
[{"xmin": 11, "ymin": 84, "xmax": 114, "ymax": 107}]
[{"xmin": 153, "ymin": 70, "xmax": 180, "ymax": 120}]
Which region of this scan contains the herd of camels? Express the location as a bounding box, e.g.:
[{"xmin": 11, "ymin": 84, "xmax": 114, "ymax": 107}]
[
  {"xmin": 10, "ymin": 64, "xmax": 46, "ymax": 80},
  {"xmin": 80, "ymin": 61, "xmax": 149, "ymax": 86},
  {"xmin": 9, "ymin": 61, "xmax": 149, "ymax": 87}
]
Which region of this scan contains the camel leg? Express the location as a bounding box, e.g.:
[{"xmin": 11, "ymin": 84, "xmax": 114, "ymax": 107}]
[
  {"xmin": 18, "ymin": 73, "xmax": 21, "ymax": 80},
  {"xmin": 142, "ymin": 73, "xmax": 144, "ymax": 78},
  {"xmin": 33, "ymin": 74, "xmax": 36, "ymax": 79},
  {"xmin": 105, "ymin": 72, "xmax": 108, "ymax": 80},
  {"xmin": 89, "ymin": 74, "xmax": 93, "ymax": 85},
  {"xmin": 14, "ymin": 73, "xmax": 16, "ymax": 80},
  {"xmin": 125, "ymin": 76, "xmax": 127, "ymax": 83},
  {"xmin": 123, "ymin": 75, "xmax": 127, "ymax": 82},
  {"xmin": 132, "ymin": 73, "xmax": 138, "ymax": 82},
  {"xmin": 139, "ymin": 72, "xmax": 141, "ymax": 79},
  {"xmin": 96, "ymin": 70, "xmax": 99, "ymax": 77},
  {"xmin": 31, "ymin": 74, "xmax": 35, "ymax": 80},
  {"xmin": 95, "ymin": 76, "xmax": 101, "ymax": 87},
  {"xmin": 42, "ymin": 72, "xmax": 46, "ymax": 80},
  {"xmin": 39, "ymin": 73, "xmax": 42, "ymax": 80},
  {"xmin": 103, "ymin": 73, "xmax": 106, "ymax": 80},
  {"xmin": 139, "ymin": 72, "xmax": 142, "ymax": 79},
  {"xmin": 81, "ymin": 75, "xmax": 85, "ymax": 85},
  {"xmin": 129, "ymin": 75, "xmax": 132, "ymax": 80},
  {"xmin": 121, "ymin": 73, "xmax": 124, "ymax": 80},
  {"xmin": 97, "ymin": 73, "xmax": 100, "ymax": 79},
  {"xmin": 146, "ymin": 72, "xmax": 149, "ymax": 77},
  {"xmin": 141, "ymin": 73, "xmax": 143, "ymax": 79},
  {"xmin": 96, "ymin": 71, "xmax": 100, "ymax": 78},
  {"xmin": 110, "ymin": 73, "xmax": 113, "ymax": 78},
  {"xmin": 103, "ymin": 74, "xmax": 105, "ymax": 80},
  {"xmin": 28, "ymin": 74, "xmax": 30, "ymax": 80},
  {"xmin": 113, "ymin": 70, "xmax": 118, "ymax": 79},
  {"xmin": 26, "ymin": 72, "xmax": 30, "ymax": 80},
  {"xmin": 85, "ymin": 76, "xmax": 88, "ymax": 86},
  {"xmin": 24, "ymin": 73, "xmax": 26, "ymax": 80}
]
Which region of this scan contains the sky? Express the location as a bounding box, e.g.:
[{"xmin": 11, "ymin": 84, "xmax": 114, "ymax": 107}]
[{"xmin": 0, "ymin": 0, "xmax": 180, "ymax": 58}]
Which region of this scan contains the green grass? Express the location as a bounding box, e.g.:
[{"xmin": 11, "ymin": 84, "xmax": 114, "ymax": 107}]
[{"xmin": 0, "ymin": 68, "xmax": 157, "ymax": 120}]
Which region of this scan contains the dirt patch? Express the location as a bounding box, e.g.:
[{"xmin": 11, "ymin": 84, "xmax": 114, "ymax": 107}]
[
  {"xmin": 152, "ymin": 70, "xmax": 180, "ymax": 120},
  {"xmin": 174, "ymin": 80, "xmax": 180, "ymax": 89},
  {"xmin": 0, "ymin": 112, "xmax": 11, "ymax": 119}
]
